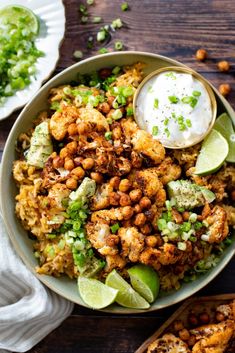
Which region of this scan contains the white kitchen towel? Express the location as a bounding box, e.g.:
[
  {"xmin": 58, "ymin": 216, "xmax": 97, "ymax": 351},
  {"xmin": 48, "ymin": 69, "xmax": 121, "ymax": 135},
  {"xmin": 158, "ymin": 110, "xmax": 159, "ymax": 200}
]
[{"xmin": 0, "ymin": 215, "xmax": 74, "ymax": 353}]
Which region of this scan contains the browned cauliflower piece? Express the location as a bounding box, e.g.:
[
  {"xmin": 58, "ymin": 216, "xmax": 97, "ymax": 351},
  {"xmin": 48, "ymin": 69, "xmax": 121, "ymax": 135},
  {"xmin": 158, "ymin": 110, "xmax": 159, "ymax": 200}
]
[
  {"xmin": 141, "ymin": 243, "xmax": 183, "ymax": 267},
  {"xmin": 204, "ymin": 205, "xmax": 229, "ymax": 243},
  {"xmin": 147, "ymin": 333, "xmax": 190, "ymax": 353},
  {"xmin": 151, "ymin": 157, "xmax": 182, "ymax": 185},
  {"xmin": 90, "ymin": 183, "xmax": 113, "ymax": 211},
  {"xmin": 86, "ymin": 223, "xmax": 119, "ymax": 256},
  {"xmin": 118, "ymin": 227, "xmax": 145, "ymax": 262},
  {"xmin": 77, "ymin": 107, "xmax": 109, "ymax": 132},
  {"xmin": 91, "ymin": 206, "xmax": 134, "ymax": 223},
  {"xmin": 104, "ymin": 254, "xmax": 127, "ymax": 273},
  {"xmin": 49, "ymin": 105, "xmax": 79, "ymax": 140},
  {"xmin": 134, "ymin": 169, "xmax": 162, "ymax": 198}
]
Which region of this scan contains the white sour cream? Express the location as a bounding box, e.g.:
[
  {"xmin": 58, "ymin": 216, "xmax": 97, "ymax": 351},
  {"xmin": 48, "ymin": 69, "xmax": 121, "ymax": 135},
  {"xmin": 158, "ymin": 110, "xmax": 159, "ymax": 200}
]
[{"xmin": 135, "ymin": 71, "xmax": 213, "ymax": 148}]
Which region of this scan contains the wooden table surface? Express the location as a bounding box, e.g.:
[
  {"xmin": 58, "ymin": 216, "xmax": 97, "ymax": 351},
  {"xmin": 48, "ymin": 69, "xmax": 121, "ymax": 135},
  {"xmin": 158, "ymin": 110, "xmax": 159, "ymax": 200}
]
[{"xmin": 1, "ymin": 0, "xmax": 235, "ymax": 352}]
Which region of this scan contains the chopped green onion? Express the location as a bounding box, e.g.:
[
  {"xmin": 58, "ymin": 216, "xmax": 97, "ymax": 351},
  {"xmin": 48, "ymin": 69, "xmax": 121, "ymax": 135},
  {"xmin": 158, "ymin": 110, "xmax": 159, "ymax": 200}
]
[
  {"xmin": 47, "ymin": 234, "xmax": 57, "ymax": 239},
  {"xmin": 111, "ymin": 18, "xmax": 123, "ymax": 29},
  {"xmin": 181, "ymin": 96, "xmax": 192, "ymax": 104},
  {"xmin": 81, "ymin": 16, "xmax": 88, "ymax": 23},
  {"xmin": 87, "ymin": 0, "xmax": 94, "ymax": 5},
  {"xmin": 114, "ymin": 41, "xmax": 123, "ymax": 51},
  {"xmin": 79, "ymin": 4, "xmax": 88, "ymax": 14},
  {"xmin": 164, "ymin": 128, "xmax": 170, "ymax": 137},
  {"xmin": 165, "ymin": 72, "xmax": 176, "ymax": 79},
  {"xmin": 186, "ymin": 119, "xmax": 192, "ymax": 128},
  {"xmin": 112, "ymin": 109, "xmax": 123, "ymax": 120},
  {"xmin": 157, "ymin": 218, "xmax": 167, "ymax": 231},
  {"xmin": 110, "ymin": 222, "xmax": 120, "ymax": 233},
  {"xmin": 164, "ymin": 118, "xmax": 169, "ymax": 126},
  {"xmin": 154, "ymin": 98, "xmax": 159, "ymax": 108},
  {"xmin": 112, "ymin": 66, "xmax": 121, "ymax": 75},
  {"xmin": 106, "ymin": 117, "xmax": 113, "ymax": 124},
  {"xmin": 105, "ymin": 131, "xmax": 112, "ymax": 140},
  {"xmin": 97, "ymin": 30, "xmax": 107, "ymax": 42},
  {"xmin": 92, "ymin": 16, "xmax": 102, "ymax": 23},
  {"xmin": 122, "ymin": 86, "xmax": 134, "ymax": 97},
  {"xmin": 190, "ymin": 97, "xmax": 198, "ymax": 108},
  {"xmin": 126, "ymin": 107, "xmax": 133, "ymax": 116},
  {"xmin": 192, "ymin": 90, "xmax": 201, "ymax": 97},
  {"xmin": 98, "ymin": 47, "xmax": 109, "ymax": 54},
  {"xmin": 148, "ymin": 85, "xmax": 153, "ymax": 93},
  {"xmin": 194, "ymin": 221, "xmax": 203, "ymax": 230},
  {"xmin": 189, "ymin": 213, "xmax": 197, "ymax": 223},
  {"xmin": 121, "ymin": 2, "xmax": 129, "ymax": 11},
  {"xmin": 152, "ymin": 126, "xmax": 159, "ymax": 136},
  {"xmin": 177, "ymin": 242, "xmax": 187, "ymax": 251},
  {"xmin": 73, "ymin": 50, "xmax": 83, "ymax": 60},
  {"xmin": 168, "ymin": 95, "xmax": 179, "ymax": 104},
  {"xmin": 63, "ymin": 87, "xmax": 72, "ymax": 95}
]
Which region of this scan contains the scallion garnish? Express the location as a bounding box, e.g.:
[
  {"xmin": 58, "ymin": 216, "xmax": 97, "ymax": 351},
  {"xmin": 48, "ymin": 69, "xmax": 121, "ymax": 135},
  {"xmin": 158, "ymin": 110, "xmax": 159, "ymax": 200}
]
[
  {"xmin": 98, "ymin": 47, "xmax": 109, "ymax": 54},
  {"xmin": 87, "ymin": 0, "xmax": 94, "ymax": 5},
  {"xmin": 111, "ymin": 18, "xmax": 123, "ymax": 29},
  {"xmin": 126, "ymin": 106, "xmax": 133, "ymax": 116},
  {"xmin": 154, "ymin": 98, "xmax": 159, "ymax": 108},
  {"xmin": 152, "ymin": 126, "xmax": 159, "ymax": 136},
  {"xmin": 110, "ymin": 223, "xmax": 120, "ymax": 233},
  {"xmin": 121, "ymin": 2, "xmax": 129, "ymax": 11},
  {"xmin": 114, "ymin": 40, "xmax": 123, "ymax": 50},
  {"xmin": 81, "ymin": 16, "xmax": 88, "ymax": 23},
  {"xmin": 105, "ymin": 131, "xmax": 112, "ymax": 140},
  {"xmin": 192, "ymin": 90, "xmax": 201, "ymax": 97},
  {"xmin": 92, "ymin": 16, "xmax": 102, "ymax": 23},
  {"xmin": 73, "ymin": 50, "xmax": 84, "ymax": 60},
  {"xmin": 168, "ymin": 95, "xmax": 179, "ymax": 104}
]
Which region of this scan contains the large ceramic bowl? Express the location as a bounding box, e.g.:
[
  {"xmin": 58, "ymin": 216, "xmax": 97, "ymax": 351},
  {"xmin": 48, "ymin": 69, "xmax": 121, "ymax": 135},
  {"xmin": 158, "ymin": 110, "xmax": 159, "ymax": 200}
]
[{"xmin": 1, "ymin": 52, "xmax": 235, "ymax": 313}]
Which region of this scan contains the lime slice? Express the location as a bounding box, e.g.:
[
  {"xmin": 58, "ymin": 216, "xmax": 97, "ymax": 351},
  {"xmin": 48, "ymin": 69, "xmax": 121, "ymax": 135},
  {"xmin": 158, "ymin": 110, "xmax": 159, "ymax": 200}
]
[
  {"xmin": 105, "ymin": 270, "xmax": 150, "ymax": 309},
  {"xmin": 214, "ymin": 113, "xmax": 235, "ymax": 163},
  {"xmin": 0, "ymin": 5, "xmax": 39, "ymax": 34},
  {"xmin": 127, "ymin": 264, "xmax": 160, "ymax": 303},
  {"xmin": 78, "ymin": 276, "xmax": 118, "ymax": 309},
  {"xmin": 195, "ymin": 129, "xmax": 229, "ymax": 175}
]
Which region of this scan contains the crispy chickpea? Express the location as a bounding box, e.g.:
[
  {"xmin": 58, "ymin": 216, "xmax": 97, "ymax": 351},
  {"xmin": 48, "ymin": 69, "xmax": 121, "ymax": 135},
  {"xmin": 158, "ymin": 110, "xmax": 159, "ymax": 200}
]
[
  {"xmin": 77, "ymin": 122, "xmax": 90, "ymax": 135},
  {"xmin": 119, "ymin": 179, "xmax": 132, "ymax": 193},
  {"xmin": 60, "ymin": 147, "xmax": 69, "ymax": 159},
  {"xmin": 187, "ymin": 335, "xmax": 196, "ymax": 347},
  {"xmin": 74, "ymin": 156, "xmax": 83, "ymax": 166},
  {"xmin": 99, "ymin": 102, "xmax": 110, "ymax": 114},
  {"xmin": 66, "ymin": 177, "xmax": 78, "ymax": 190},
  {"xmin": 66, "ymin": 141, "xmax": 77, "ymax": 154},
  {"xmin": 140, "ymin": 224, "xmax": 152, "ymax": 235},
  {"xmin": 195, "ymin": 48, "xmax": 207, "ymax": 61},
  {"xmin": 216, "ymin": 312, "xmax": 225, "ymax": 322},
  {"xmin": 217, "ymin": 60, "xmax": 230, "ymax": 72},
  {"xmin": 109, "ymin": 176, "xmax": 121, "ymax": 190},
  {"xmin": 112, "ymin": 126, "xmax": 122, "ymax": 140},
  {"xmin": 199, "ymin": 312, "xmax": 210, "ymax": 324},
  {"xmin": 122, "ymin": 206, "xmax": 134, "ymax": 220},
  {"xmin": 182, "ymin": 211, "xmax": 190, "ymax": 221},
  {"xmin": 90, "ymin": 172, "xmax": 103, "ymax": 184},
  {"xmin": 52, "ymin": 156, "xmax": 64, "ymax": 169},
  {"xmin": 179, "ymin": 328, "xmax": 190, "ymax": 341},
  {"xmin": 109, "ymin": 192, "xmax": 120, "ymax": 206},
  {"xmin": 134, "ymin": 213, "xmax": 147, "ymax": 227},
  {"xmin": 145, "ymin": 235, "xmax": 158, "ymax": 247},
  {"xmin": 107, "ymin": 96, "xmax": 115, "ymax": 106},
  {"xmin": 68, "ymin": 123, "xmax": 78, "ymax": 136},
  {"xmin": 119, "ymin": 193, "xmax": 131, "ymax": 207},
  {"xmin": 219, "ymin": 83, "xmax": 231, "ymax": 97},
  {"xmin": 188, "ymin": 313, "xmax": 198, "ymax": 327},
  {"xmin": 71, "ymin": 166, "xmax": 85, "ymax": 180},
  {"xmin": 173, "ymin": 320, "xmax": 184, "ymax": 332},
  {"xmin": 64, "ymin": 159, "xmax": 75, "ymax": 171},
  {"xmin": 134, "ymin": 204, "xmax": 142, "ymax": 213},
  {"xmin": 139, "ymin": 196, "xmax": 151, "ymax": 209},
  {"xmin": 82, "ymin": 158, "xmax": 95, "ymax": 170},
  {"xmin": 129, "ymin": 189, "xmax": 142, "ymax": 203}
]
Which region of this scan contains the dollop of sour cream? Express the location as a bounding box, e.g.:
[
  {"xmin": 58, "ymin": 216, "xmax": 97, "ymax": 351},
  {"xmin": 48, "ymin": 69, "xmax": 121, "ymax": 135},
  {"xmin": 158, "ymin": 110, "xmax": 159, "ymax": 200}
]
[{"xmin": 135, "ymin": 71, "xmax": 213, "ymax": 148}]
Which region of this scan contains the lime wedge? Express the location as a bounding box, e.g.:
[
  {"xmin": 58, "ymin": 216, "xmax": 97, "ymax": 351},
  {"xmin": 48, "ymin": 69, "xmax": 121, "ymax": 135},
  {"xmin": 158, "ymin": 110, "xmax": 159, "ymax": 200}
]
[
  {"xmin": 0, "ymin": 5, "xmax": 39, "ymax": 34},
  {"xmin": 127, "ymin": 264, "xmax": 160, "ymax": 303},
  {"xmin": 214, "ymin": 113, "xmax": 235, "ymax": 163},
  {"xmin": 195, "ymin": 129, "xmax": 229, "ymax": 175},
  {"xmin": 105, "ymin": 270, "xmax": 150, "ymax": 309},
  {"xmin": 78, "ymin": 277, "xmax": 118, "ymax": 309}
]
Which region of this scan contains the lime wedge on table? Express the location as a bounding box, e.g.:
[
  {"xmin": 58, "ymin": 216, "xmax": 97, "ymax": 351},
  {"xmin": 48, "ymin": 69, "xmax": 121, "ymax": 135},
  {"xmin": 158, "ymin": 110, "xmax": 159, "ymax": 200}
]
[
  {"xmin": 105, "ymin": 270, "xmax": 150, "ymax": 309},
  {"xmin": 214, "ymin": 113, "xmax": 235, "ymax": 163},
  {"xmin": 127, "ymin": 264, "xmax": 160, "ymax": 303},
  {"xmin": 78, "ymin": 277, "xmax": 118, "ymax": 309},
  {"xmin": 195, "ymin": 129, "xmax": 229, "ymax": 175},
  {"xmin": 0, "ymin": 5, "xmax": 39, "ymax": 35}
]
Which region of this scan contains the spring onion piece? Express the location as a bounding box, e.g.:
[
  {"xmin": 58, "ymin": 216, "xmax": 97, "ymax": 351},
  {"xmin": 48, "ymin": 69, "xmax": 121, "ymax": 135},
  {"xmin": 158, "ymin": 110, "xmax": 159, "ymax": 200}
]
[
  {"xmin": 79, "ymin": 4, "xmax": 88, "ymax": 14},
  {"xmin": 111, "ymin": 18, "xmax": 123, "ymax": 29},
  {"xmin": 110, "ymin": 223, "xmax": 120, "ymax": 233},
  {"xmin": 121, "ymin": 2, "xmax": 129, "ymax": 11},
  {"xmin": 81, "ymin": 16, "xmax": 88, "ymax": 23},
  {"xmin": 112, "ymin": 109, "xmax": 123, "ymax": 120},
  {"xmin": 73, "ymin": 50, "xmax": 84, "ymax": 60},
  {"xmin": 114, "ymin": 41, "xmax": 123, "ymax": 51},
  {"xmin": 105, "ymin": 131, "xmax": 112, "ymax": 140},
  {"xmin": 87, "ymin": 0, "xmax": 94, "ymax": 5},
  {"xmin": 92, "ymin": 16, "xmax": 102, "ymax": 23},
  {"xmin": 126, "ymin": 107, "xmax": 133, "ymax": 116},
  {"xmin": 97, "ymin": 29, "xmax": 107, "ymax": 42},
  {"xmin": 98, "ymin": 47, "xmax": 109, "ymax": 54},
  {"xmin": 152, "ymin": 126, "xmax": 159, "ymax": 136}
]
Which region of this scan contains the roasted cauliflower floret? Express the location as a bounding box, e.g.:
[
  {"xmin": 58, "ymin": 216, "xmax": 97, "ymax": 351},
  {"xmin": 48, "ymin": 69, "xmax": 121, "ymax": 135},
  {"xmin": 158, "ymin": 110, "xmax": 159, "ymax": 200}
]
[
  {"xmin": 49, "ymin": 105, "xmax": 79, "ymax": 140},
  {"xmin": 77, "ymin": 107, "xmax": 109, "ymax": 132},
  {"xmin": 91, "ymin": 206, "xmax": 134, "ymax": 223},
  {"xmin": 86, "ymin": 223, "xmax": 119, "ymax": 256},
  {"xmin": 134, "ymin": 169, "xmax": 162, "ymax": 198},
  {"xmin": 153, "ymin": 157, "xmax": 182, "ymax": 185},
  {"xmin": 147, "ymin": 333, "xmax": 190, "ymax": 353},
  {"xmin": 90, "ymin": 183, "xmax": 113, "ymax": 211},
  {"xmin": 118, "ymin": 227, "xmax": 145, "ymax": 262},
  {"xmin": 104, "ymin": 254, "xmax": 127, "ymax": 273},
  {"xmin": 204, "ymin": 205, "xmax": 229, "ymax": 243}
]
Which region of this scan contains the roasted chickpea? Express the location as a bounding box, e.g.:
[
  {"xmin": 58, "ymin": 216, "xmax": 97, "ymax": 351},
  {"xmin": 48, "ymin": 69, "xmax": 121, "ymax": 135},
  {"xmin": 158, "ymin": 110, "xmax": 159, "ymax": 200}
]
[
  {"xmin": 219, "ymin": 83, "xmax": 231, "ymax": 97},
  {"xmin": 82, "ymin": 158, "xmax": 95, "ymax": 170},
  {"xmin": 173, "ymin": 320, "xmax": 184, "ymax": 332},
  {"xmin": 122, "ymin": 206, "xmax": 134, "ymax": 220},
  {"xmin": 119, "ymin": 193, "xmax": 131, "ymax": 207},
  {"xmin": 109, "ymin": 176, "xmax": 121, "ymax": 190},
  {"xmin": 52, "ymin": 156, "xmax": 64, "ymax": 169},
  {"xmin": 64, "ymin": 159, "xmax": 75, "ymax": 171},
  {"xmin": 119, "ymin": 179, "xmax": 132, "ymax": 193},
  {"xmin": 107, "ymin": 96, "xmax": 115, "ymax": 106},
  {"xmin": 66, "ymin": 141, "xmax": 77, "ymax": 154},
  {"xmin": 140, "ymin": 224, "xmax": 152, "ymax": 235},
  {"xmin": 112, "ymin": 126, "xmax": 122, "ymax": 140},
  {"xmin": 199, "ymin": 312, "xmax": 210, "ymax": 324},
  {"xmin": 216, "ymin": 312, "xmax": 225, "ymax": 322},
  {"xmin": 109, "ymin": 192, "xmax": 120, "ymax": 206},
  {"xmin": 74, "ymin": 156, "xmax": 83, "ymax": 166},
  {"xmin": 99, "ymin": 102, "xmax": 110, "ymax": 114},
  {"xmin": 60, "ymin": 147, "xmax": 69, "ymax": 159},
  {"xmin": 90, "ymin": 172, "xmax": 103, "ymax": 184},
  {"xmin": 179, "ymin": 328, "xmax": 190, "ymax": 341},
  {"xmin": 66, "ymin": 177, "xmax": 78, "ymax": 190},
  {"xmin": 182, "ymin": 211, "xmax": 190, "ymax": 221},
  {"xmin": 139, "ymin": 197, "xmax": 151, "ymax": 209},
  {"xmin": 129, "ymin": 189, "xmax": 142, "ymax": 203},
  {"xmin": 68, "ymin": 123, "xmax": 78, "ymax": 136},
  {"xmin": 131, "ymin": 151, "xmax": 142, "ymax": 168},
  {"xmin": 188, "ymin": 313, "xmax": 198, "ymax": 327},
  {"xmin": 134, "ymin": 204, "xmax": 142, "ymax": 213},
  {"xmin": 195, "ymin": 48, "xmax": 207, "ymax": 61},
  {"xmin": 144, "ymin": 209, "xmax": 155, "ymax": 222},
  {"xmin": 187, "ymin": 335, "xmax": 196, "ymax": 347},
  {"xmin": 145, "ymin": 235, "xmax": 158, "ymax": 247},
  {"xmin": 217, "ymin": 60, "xmax": 230, "ymax": 72},
  {"xmin": 134, "ymin": 213, "xmax": 146, "ymax": 227},
  {"xmin": 71, "ymin": 166, "xmax": 85, "ymax": 180},
  {"xmin": 77, "ymin": 122, "xmax": 90, "ymax": 135}
]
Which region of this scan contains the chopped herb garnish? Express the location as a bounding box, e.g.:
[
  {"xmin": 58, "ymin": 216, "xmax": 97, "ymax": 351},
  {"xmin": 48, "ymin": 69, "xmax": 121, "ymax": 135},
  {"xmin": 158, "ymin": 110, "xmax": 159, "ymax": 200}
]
[
  {"xmin": 110, "ymin": 223, "xmax": 120, "ymax": 233},
  {"xmin": 164, "ymin": 118, "xmax": 169, "ymax": 126},
  {"xmin": 79, "ymin": 4, "xmax": 88, "ymax": 14},
  {"xmin": 148, "ymin": 85, "xmax": 153, "ymax": 93},
  {"xmin": 186, "ymin": 119, "xmax": 192, "ymax": 127},
  {"xmin": 97, "ymin": 29, "xmax": 107, "ymax": 42},
  {"xmin": 126, "ymin": 106, "xmax": 133, "ymax": 116},
  {"xmin": 121, "ymin": 2, "xmax": 129, "ymax": 11},
  {"xmin": 112, "ymin": 109, "xmax": 123, "ymax": 120},
  {"xmin": 87, "ymin": 36, "xmax": 94, "ymax": 49},
  {"xmin": 81, "ymin": 16, "xmax": 88, "ymax": 23},
  {"xmin": 152, "ymin": 126, "xmax": 159, "ymax": 136},
  {"xmin": 165, "ymin": 71, "xmax": 176, "ymax": 80},
  {"xmin": 114, "ymin": 40, "xmax": 123, "ymax": 50},
  {"xmin": 112, "ymin": 66, "xmax": 121, "ymax": 75},
  {"xmin": 190, "ymin": 97, "xmax": 198, "ymax": 108},
  {"xmin": 168, "ymin": 95, "xmax": 179, "ymax": 104},
  {"xmin": 164, "ymin": 128, "xmax": 170, "ymax": 137},
  {"xmin": 181, "ymin": 96, "xmax": 192, "ymax": 104},
  {"xmin": 92, "ymin": 16, "xmax": 102, "ymax": 23},
  {"xmin": 73, "ymin": 50, "xmax": 83, "ymax": 60},
  {"xmin": 154, "ymin": 98, "xmax": 159, "ymax": 109},
  {"xmin": 192, "ymin": 90, "xmax": 201, "ymax": 97},
  {"xmin": 181, "ymin": 95, "xmax": 198, "ymax": 108},
  {"xmin": 111, "ymin": 18, "xmax": 123, "ymax": 29},
  {"xmin": 98, "ymin": 47, "xmax": 109, "ymax": 54},
  {"xmin": 105, "ymin": 131, "xmax": 112, "ymax": 140},
  {"xmin": 87, "ymin": 0, "xmax": 94, "ymax": 5}
]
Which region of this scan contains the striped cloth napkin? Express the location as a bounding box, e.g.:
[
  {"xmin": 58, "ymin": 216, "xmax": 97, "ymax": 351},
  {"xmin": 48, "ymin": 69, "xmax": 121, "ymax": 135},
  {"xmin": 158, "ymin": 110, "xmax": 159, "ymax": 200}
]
[{"xmin": 0, "ymin": 215, "xmax": 74, "ymax": 353}]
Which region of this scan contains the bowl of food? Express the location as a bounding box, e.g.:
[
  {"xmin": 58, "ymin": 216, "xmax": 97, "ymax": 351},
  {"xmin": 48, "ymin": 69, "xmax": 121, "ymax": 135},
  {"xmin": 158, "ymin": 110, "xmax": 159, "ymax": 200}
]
[{"xmin": 1, "ymin": 51, "xmax": 235, "ymax": 313}]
